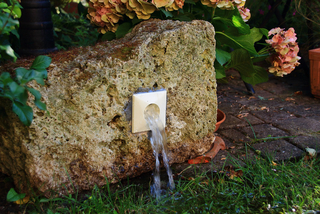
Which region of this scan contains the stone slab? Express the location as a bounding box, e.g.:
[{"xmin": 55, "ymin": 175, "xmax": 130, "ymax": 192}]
[
  {"xmin": 241, "ymin": 124, "xmax": 290, "ymax": 140},
  {"xmin": 274, "ymin": 118, "xmax": 320, "ymax": 135},
  {"xmin": 290, "ymin": 135, "xmax": 320, "ymax": 153},
  {"xmin": 219, "ymin": 115, "xmax": 247, "ymax": 129},
  {"xmin": 251, "ymin": 140, "xmax": 304, "ymax": 161},
  {"xmin": 251, "ymin": 108, "xmax": 297, "ymax": 124}
]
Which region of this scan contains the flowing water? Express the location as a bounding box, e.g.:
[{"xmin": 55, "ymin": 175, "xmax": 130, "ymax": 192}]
[{"xmin": 144, "ymin": 104, "xmax": 175, "ymax": 199}]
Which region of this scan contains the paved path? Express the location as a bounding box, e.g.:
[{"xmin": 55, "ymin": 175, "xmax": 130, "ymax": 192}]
[{"xmin": 172, "ymin": 68, "xmax": 320, "ymax": 175}]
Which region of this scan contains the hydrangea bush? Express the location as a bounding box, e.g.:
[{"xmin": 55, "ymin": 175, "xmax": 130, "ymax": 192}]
[{"xmin": 86, "ymin": 0, "xmax": 300, "ymax": 85}]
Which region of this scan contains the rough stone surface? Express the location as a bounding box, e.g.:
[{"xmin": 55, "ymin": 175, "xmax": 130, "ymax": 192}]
[{"xmin": 0, "ymin": 19, "xmax": 217, "ymax": 195}]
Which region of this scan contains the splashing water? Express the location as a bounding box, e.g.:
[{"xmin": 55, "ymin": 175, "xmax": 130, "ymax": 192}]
[{"xmin": 144, "ymin": 104, "xmax": 175, "ymax": 199}]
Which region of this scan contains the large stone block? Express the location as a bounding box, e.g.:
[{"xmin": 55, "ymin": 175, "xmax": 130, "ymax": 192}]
[{"xmin": 0, "ymin": 19, "xmax": 217, "ymax": 195}]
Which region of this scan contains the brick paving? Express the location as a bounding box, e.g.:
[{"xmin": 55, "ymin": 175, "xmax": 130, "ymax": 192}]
[{"xmin": 172, "ymin": 68, "xmax": 320, "ymax": 175}]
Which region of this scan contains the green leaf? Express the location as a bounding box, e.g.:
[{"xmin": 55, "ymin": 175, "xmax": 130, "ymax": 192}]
[
  {"xmin": 7, "ymin": 188, "xmax": 26, "ymax": 202},
  {"xmin": 115, "ymin": 22, "xmax": 132, "ymax": 39},
  {"xmin": 0, "ymin": 43, "xmax": 17, "ymax": 62},
  {"xmin": 0, "ymin": 2, "xmax": 8, "ymax": 8},
  {"xmin": 16, "ymin": 68, "xmax": 47, "ymax": 85},
  {"xmin": 132, "ymin": 16, "xmax": 142, "ymax": 25},
  {"xmin": 15, "ymin": 67, "xmax": 30, "ymax": 84},
  {"xmin": 216, "ymin": 48, "xmax": 231, "ymax": 66},
  {"xmin": 216, "ymin": 27, "xmax": 264, "ymax": 55},
  {"xmin": 232, "ymin": 15, "xmax": 250, "ymax": 35},
  {"xmin": 240, "ymin": 65, "xmax": 269, "ymax": 85},
  {"xmin": 229, "ymin": 49, "xmax": 254, "ymax": 77},
  {"xmin": 7, "ymin": 81, "xmax": 28, "ymax": 105},
  {"xmin": 10, "ymin": 29, "xmax": 19, "ymax": 39},
  {"xmin": 30, "ymin": 55, "xmax": 52, "ymax": 70},
  {"xmin": 101, "ymin": 32, "xmax": 116, "ymax": 41},
  {"xmin": 12, "ymin": 5, "xmax": 21, "ymax": 18},
  {"xmin": 26, "ymin": 87, "xmax": 47, "ymax": 111},
  {"xmin": 12, "ymin": 101, "xmax": 33, "ymax": 126},
  {"xmin": 0, "ymin": 72, "xmax": 13, "ymax": 85},
  {"xmin": 184, "ymin": 0, "xmax": 196, "ymax": 4},
  {"xmin": 214, "ymin": 61, "xmax": 226, "ymax": 79},
  {"xmin": 8, "ymin": 81, "xmax": 24, "ymax": 95},
  {"xmin": 259, "ymin": 28, "xmax": 269, "ymax": 38},
  {"xmin": 251, "ymin": 54, "xmax": 269, "ymax": 64},
  {"xmin": 160, "ymin": 8, "xmax": 173, "ymax": 18}
]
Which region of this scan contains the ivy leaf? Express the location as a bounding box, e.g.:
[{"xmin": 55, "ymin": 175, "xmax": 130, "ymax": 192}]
[
  {"xmin": 7, "ymin": 188, "xmax": 26, "ymax": 202},
  {"xmin": 30, "ymin": 55, "xmax": 52, "ymax": 70},
  {"xmin": 12, "ymin": 101, "xmax": 33, "ymax": 126},
  {"xmin": 26, "ymin": 87, "xmax": 47, "ymax": 111},
  {"xmin": 116, "ymin": 22, "xmax": 132, "ymax": 39}
]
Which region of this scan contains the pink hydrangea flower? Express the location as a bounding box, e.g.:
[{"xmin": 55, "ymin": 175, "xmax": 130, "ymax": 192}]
[
  {"xmin": 266, "ymin": 28, "xmax": 301, "ymax": 77},
  {"xmin": 238, "ymin": 6, "xmax": 250, "ymax": 22}
]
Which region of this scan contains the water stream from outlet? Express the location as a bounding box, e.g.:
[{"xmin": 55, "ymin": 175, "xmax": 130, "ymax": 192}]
[{"xmin": 144, "ymin": 104, "xmax": 175, "ymax": 199}]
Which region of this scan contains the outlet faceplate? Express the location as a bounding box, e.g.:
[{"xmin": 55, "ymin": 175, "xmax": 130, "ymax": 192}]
[{"xmin": 132, "ymin": 90, "xmax": 166, "ymax": 133}]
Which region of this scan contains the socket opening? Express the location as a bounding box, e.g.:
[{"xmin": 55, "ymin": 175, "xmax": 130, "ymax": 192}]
[{"xmin": 144, "ymin": 103, "xmax": 160, "ymax": 119}]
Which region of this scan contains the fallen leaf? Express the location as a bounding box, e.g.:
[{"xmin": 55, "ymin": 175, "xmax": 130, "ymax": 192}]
[
  {"xmin": 260, "ymin": 106, "xmax": 269, "ymax": 112},
  {"xmin": 306, "ymin": 148, "xmax": 317, "ymax": 157},
  {"xmin": 229, "ymin": 146, "xmax": 236, "ymax": 149},
  {"xmin": 285, "ymin": 97, "xmax": 295, "ymax": 101},
  {"xmin": 221, "ymin": 157, "xmax": 226, "ymax": 160},
  {"xmin": 271, "ymin": 161, "xmax": 277, "ymax": 166},
  {"xmin": 248, "ymin": 96, "xmax": 256, "ymax": 100},
  {"xmin": 294, "ymin": 91, "xmax": 303, "ymax": 95},
  {"xmin": 14, "ymin": 195, "xmax": 30, "ymax": 205},
  {"xmin": 237, "ymin": 113, "xmax": 249, "ymax": 118},
  {"xmin": 304, "ymin": 155, "xmax": 313, "ymax": 161},
  {"xmin": 218, "ymin": 179, "xmax": 225, "ymax": 183},
  {"xmin": 200, "ymin": 180, "xmax": 209, "ymax": 185},
  {"xmin": 268, "ymin": 98, "xmax": 274, "ymax": 100},
  {"xmin": 304, "ymin": 108, "xmax": 311, "ymax": 111}
]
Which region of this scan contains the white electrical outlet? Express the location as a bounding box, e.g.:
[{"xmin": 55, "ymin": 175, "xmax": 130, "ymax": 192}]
[{"xmin": 132, "ymin": 90, "xmax": 166, "ymax": 133}]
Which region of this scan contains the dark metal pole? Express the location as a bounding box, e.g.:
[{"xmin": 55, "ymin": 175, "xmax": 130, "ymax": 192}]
[{"xmin": 19, "ymin": 0, "xmax": 57, "ymax": 55}]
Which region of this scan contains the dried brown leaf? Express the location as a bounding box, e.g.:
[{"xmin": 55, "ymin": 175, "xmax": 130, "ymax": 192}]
[{"xmin": 285, "ymin": 97, "xmax": 295, "ymax": 101}]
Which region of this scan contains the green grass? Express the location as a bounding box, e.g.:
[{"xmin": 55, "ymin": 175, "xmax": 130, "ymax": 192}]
[{"xmin": 16, "ymin": 154, "xmax": 320, "ymax": 214}]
